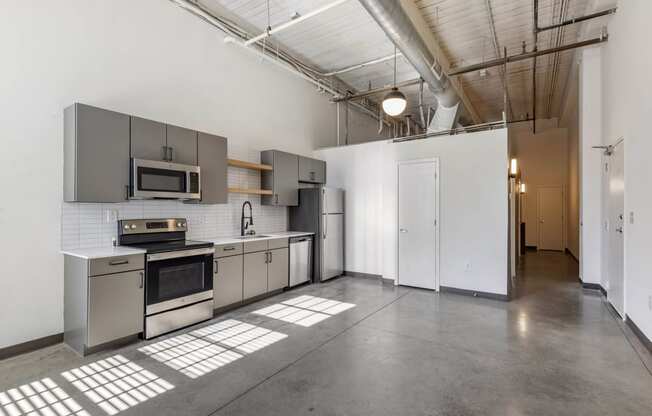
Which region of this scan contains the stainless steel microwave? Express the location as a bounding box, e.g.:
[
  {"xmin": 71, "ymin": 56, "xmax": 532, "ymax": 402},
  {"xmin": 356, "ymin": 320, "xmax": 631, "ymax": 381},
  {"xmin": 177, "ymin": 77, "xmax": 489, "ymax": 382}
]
[{"xmin": 130, "ymin": 158, "xmax": 201, "ymax": 200}]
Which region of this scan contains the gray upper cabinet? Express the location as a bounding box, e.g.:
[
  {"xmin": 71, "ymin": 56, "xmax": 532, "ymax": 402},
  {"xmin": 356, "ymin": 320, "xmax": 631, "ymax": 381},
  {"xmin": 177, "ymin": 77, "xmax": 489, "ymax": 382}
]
[
  {"xmin": 299, "ymin": 156, "xmax": 326, "ymax": 184},
  {"xmin": 130, "ymin": 116, "xmax": 167, "ymax": 161},
  {"xmin": 64, "ymin": 103, "xmax": 130, "ymax": 202},
  {"xmin": 167, "ymin": 125, "xmax": 197, "ymax": 165},
  {"xmin": 267, "ymin": 247, "xmax": 289, "ymax": 292},
  {"xmin": 261, "ymin": 150, "xmax": 299, "ymax": 206},
  {"xmin": 196, "ymin": 132, "xmax": 227, "ymax": 204}
]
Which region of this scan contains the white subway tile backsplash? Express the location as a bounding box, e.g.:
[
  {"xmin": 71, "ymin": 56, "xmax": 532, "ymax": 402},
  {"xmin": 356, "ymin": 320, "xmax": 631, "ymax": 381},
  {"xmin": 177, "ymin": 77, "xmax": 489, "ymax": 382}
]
[{"xmin": 60, "ymin": 167, "xmax": 288, "ymax": 250}]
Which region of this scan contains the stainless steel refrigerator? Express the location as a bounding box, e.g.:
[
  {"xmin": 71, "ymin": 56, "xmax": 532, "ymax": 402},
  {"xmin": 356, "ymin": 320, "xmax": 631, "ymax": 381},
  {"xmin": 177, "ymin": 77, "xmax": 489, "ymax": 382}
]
[{"xmin": 289, "ymin": 187, "xmax": 344, "ymax": 282}]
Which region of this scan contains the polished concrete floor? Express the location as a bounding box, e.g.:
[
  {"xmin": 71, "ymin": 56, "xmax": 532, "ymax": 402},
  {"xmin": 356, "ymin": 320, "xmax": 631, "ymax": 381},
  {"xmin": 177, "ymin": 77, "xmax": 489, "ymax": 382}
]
[{"xmin": 1, "ymin": 251, "xmax": 651, "ymax": 415}]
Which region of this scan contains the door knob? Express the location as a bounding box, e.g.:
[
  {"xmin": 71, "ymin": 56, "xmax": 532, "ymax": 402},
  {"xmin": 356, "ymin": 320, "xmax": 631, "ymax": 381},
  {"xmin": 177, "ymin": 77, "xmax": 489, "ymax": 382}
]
[
  {"xmin": 399, "ymin": 228, "xmax": 408, "ymax": 233},
  {"xmin": 616, "ymin": 226, "xmax": 623, "ymax": 234}
]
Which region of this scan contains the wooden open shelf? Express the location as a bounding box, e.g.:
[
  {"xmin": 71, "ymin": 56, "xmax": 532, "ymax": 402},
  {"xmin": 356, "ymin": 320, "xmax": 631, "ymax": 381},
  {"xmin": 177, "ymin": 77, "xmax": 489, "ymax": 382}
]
[
  {"xmin": 227, "ymin": 159, "xmax": 273, "ymax": 171},
  {"xmin": 228, "ymin": 187, "xmax": 273, "ymax": 196}
]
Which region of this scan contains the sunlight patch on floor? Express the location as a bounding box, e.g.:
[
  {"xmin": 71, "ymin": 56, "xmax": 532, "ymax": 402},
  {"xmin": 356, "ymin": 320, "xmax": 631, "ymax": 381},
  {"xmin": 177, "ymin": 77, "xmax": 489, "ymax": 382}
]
[
  {"xmin": 252, "ymin": 295, "xmax": 356, "ymax": 327},
  {"xmin": 138, "ymin": 319, "xmax": 287, "ymax": 379},
  {"xmin": 0, "ymin": 377, "xmax": 88, "ymax": 416},
  {"xmin": 62, "ymin": 355, "xmax": 173, "ymax": 415}
]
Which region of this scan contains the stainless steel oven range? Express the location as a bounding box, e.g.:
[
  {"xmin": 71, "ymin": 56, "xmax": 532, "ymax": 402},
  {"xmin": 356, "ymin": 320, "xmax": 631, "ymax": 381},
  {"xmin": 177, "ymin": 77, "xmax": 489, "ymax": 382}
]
[{"xmin": 118, "ymin": 218, "xmax": 214, "ymax": 339}]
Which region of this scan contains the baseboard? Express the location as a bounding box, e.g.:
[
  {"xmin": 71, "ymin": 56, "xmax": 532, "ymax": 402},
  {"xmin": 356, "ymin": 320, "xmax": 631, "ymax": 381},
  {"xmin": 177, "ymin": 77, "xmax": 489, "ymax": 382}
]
[
  {"xmin": 582, "ymin": 282, "xmax": 607, "ymax": 297},
  {"xmin": 565, "ymin": 248, "xmax": 579, "ymax": 263},
  {"xmin": 625, "ymin": 315, "xmax": 652, "ymax": 355},
  {"xmin": 344, "ymin": 270, "xmax": 393, "ymax": 284},
  {"xmin": 0, "ymin": 333, "xmax": 63, "ymax": 361},
  {"xmin": 440, "ymin": 286, "xmax": 510, "ymax": 302}
]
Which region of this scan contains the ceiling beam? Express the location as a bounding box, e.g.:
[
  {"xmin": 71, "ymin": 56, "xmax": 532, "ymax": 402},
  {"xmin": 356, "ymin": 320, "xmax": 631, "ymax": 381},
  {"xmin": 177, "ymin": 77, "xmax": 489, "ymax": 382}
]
[{"xmin": 398, "ymin": 0, "xmax": 483, "ymax": 124}]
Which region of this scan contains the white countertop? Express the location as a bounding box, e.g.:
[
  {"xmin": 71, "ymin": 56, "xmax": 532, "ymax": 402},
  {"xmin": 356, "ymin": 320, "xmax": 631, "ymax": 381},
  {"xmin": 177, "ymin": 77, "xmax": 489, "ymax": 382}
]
[
  {"xmin": 61, "ymin": 246, "xmax": 146, "ymax": 260},
  {"xmin": 61, "ymin": 231, "xmax": 314, "ymax": 259},
  {"xmin": 208, "ymin": 231, "xmax": 315, "ymax": 246}
]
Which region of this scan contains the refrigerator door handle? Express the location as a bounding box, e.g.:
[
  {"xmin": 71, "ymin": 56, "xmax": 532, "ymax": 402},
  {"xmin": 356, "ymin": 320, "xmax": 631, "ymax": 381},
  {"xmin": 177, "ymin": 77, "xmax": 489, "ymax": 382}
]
[{"xmin": 323, "ymin": 189, "xmax": 328, "ymax": 239}]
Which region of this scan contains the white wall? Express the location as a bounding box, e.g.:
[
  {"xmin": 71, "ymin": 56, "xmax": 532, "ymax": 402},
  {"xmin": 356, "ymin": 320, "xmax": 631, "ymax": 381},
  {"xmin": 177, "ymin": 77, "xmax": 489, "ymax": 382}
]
[
  {"xmin": 579, "ymin": 47, "xmax": 604, "ymax": 286},
  {"xmin": 0, "ymin": 0, "xmax": 377, "ymax": 349},
  {"xmin": 599, "ymin": 0, "xmax": 652, "ymax": 339},
  {"xmin": 509, "ymin": 121, "xmax": 569, "ymax": 248},
  {"xmin": 560, "ymin": 66, "xmax": 580, "ymax": 260},
  {"xmin": 316, "ymin": 128, "xmax": 509, "ymax": 296}
]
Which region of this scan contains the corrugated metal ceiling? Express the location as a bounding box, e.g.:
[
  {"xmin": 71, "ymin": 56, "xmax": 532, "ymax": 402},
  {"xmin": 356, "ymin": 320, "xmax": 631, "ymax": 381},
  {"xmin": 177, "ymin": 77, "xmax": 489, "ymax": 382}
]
[{"xmin": 202, "ymin": 0, "xmax": 611, "ymax": 123}]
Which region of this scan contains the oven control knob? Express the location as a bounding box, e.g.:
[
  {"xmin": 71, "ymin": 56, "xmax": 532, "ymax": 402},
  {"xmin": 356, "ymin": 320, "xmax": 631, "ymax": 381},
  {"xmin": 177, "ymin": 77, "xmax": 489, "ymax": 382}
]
[
  {"xmin": 123, "ymin": 225, "xmax": 130, "ymax": 230},
  {"xmin": 178, "ymin": 222, "xmax": 186, "ymax": 228},
  {"xmin": 130, "ymin": 224, "xmax": 137, "ymax": 230}
]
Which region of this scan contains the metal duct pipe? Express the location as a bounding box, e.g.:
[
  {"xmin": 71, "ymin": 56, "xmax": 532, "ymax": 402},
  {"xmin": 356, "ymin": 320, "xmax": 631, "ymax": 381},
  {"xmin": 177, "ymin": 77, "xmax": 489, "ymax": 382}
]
[{"xmin": 357, "ymin": 0, "xmax": 460, "ymax": 126}]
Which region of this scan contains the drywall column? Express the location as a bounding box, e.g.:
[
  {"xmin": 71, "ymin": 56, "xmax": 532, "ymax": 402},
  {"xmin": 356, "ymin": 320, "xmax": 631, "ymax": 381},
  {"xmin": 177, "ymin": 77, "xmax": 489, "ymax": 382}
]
[{"xmin": 578, "ymin": 47, "xmax": 603, "ymax": 286}]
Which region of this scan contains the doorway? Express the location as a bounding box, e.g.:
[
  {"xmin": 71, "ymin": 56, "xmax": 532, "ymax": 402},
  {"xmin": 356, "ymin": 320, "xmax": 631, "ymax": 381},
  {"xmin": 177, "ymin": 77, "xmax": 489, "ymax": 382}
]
[
  {"xmin": 397, "ymin": 159, "xmax": 439, "ymax": 290},
  {"xmin": 605, "ymin": 141, "xmax": 625, "ymax": 317},
  {"xmin": 537, "ymin": 186, "xmax": 564, "ymax": 251}
]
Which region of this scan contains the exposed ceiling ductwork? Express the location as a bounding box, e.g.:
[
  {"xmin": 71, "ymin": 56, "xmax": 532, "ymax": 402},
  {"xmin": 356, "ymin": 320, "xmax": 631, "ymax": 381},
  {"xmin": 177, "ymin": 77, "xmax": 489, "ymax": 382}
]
[{"xmin": 357, "ymin": 0, "xmax": 461, "ymax": 131}]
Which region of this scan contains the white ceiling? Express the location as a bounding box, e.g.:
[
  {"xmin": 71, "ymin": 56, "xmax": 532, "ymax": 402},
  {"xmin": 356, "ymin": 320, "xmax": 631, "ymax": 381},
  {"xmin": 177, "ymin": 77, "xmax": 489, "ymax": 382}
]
[{"xmin": 202, "ymin": 0, "xmax": 613, "ymax": 123}]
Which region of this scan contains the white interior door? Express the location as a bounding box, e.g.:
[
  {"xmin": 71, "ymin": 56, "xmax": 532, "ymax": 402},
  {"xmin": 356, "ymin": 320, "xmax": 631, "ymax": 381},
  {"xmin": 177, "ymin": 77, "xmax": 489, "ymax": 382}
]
[
  {"xmin": 607, "ymin": 142, "xmax": 625, "ymax": 316},
  {"xmin": 537, "ymin": 186, "xmax": 564, "ymax": 251},
  {"xmin": 398, "ymin": 160, "xmax": 438, "ymax": 290}
]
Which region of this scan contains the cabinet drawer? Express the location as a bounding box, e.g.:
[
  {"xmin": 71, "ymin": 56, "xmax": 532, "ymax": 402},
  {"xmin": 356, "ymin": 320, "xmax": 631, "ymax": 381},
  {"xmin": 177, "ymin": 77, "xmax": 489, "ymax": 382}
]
[
  {"xmin": 88, "ymin": 270, "xmax": 144, "ymax": 347},
  {"xmin": 215, "ymin": 243, "xmax": 243, "ymax": 258},
  {"xmin": 244, "ymin": 240, "xmax": 268, "ymax": 253},
  {"xmin": 89, "ymin": 254, "xmax": 144, "ymax": 276},
  {"xmin": 267, "ymin": 238, "xmax": 288, "ymax": 250}
]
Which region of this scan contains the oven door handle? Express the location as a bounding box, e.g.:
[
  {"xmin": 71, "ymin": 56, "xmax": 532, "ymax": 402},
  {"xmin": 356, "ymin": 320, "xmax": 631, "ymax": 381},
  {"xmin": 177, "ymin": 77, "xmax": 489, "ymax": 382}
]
[
  {"xmin": 139, "ymin": 271, "xmax": 144, "ymax": 289},
  {"xmin": 147, "ymin": 247, "xmax": 214, "ymax": 262}
]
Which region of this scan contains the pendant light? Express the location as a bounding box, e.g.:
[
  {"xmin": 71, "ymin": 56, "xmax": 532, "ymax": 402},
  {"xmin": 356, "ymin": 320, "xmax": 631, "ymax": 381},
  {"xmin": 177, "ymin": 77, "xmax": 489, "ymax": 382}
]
[{"xmin": 382, "ymin": 46, "xmax": 407, "ymax": 117}]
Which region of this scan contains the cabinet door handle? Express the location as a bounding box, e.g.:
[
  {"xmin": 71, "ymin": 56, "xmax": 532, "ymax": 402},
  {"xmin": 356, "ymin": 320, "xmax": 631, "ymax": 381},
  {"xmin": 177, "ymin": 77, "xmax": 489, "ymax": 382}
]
[
  {"xmin": 269, "ymin": 252, "xmax": 273, "ymax": 263},
  {"xmin": 168, "ymin": 147, "xmax": 174, "ymax": 161},
  {"xmin": 275, "ymin": 194, "xmax": 279, "ymax": 205},
  {"xmin": 214, "ymin": 259, "xmax": 219, "ymax": 274},
  {"xmin": 109, "ymin": 260, "xmax": 129, "ymax": 266},
  {"xmin": 124, "ymin": 185, "xmax": 130, "ymax": 200},
  {"xmin": 162, "ymin": 146, "xmax": 168, "ymax": 161},
  {"xmin": 139, "ymin": 271, "xmax": 144, "ymax": 289},
  {"xmin": 223, "ymin": 246, "xmax": 236, "ymax": 251}
]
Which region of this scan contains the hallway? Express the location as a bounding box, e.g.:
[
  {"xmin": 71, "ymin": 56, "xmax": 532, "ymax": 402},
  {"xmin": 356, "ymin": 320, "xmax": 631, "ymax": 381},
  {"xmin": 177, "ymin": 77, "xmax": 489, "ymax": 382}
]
[{"xmin": 1, "ymin": 252, "xmax": 651, "ymax": 415}]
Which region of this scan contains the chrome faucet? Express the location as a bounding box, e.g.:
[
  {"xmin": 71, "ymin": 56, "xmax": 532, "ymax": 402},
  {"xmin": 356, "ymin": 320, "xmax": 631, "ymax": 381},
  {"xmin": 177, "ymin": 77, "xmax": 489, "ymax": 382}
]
[{"xmin": 241, "ymin": 201, "xmax": 255, "ymax": 236}]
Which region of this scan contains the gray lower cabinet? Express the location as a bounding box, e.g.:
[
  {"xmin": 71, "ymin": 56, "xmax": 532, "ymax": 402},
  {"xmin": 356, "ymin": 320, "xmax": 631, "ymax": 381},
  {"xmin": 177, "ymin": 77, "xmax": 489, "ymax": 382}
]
[
  {"xmin": 64, "ymin": 103, "xmax": 130, "ymax": 202},
  {"xmin": 88, "ymin": 271, "xmax": 144, "ymax": 347},
  {"xmin": 214, "ymin": 255, "xmax": 243, "ymax": 308},
  {"xmin": 298, "ymin": 156, "xmax": 327, "ymax": 184},
  {"xmin": 267, "ymin": 248, "xmax": 289, "ymax": 292},
  {"xmin": 243, "ymin": 251, "xmax": 268, "ymax": 299},
  {"xmin": 196, "ymin": 132, "xmax": 228, "ymax": 204},
  {"xmin": 167, "ymin": 125, "xmax": 197, "ymax": 165},
  {"xmin": 64, "ymin": 253, "xmax": 145, "ymax": 356},
  {"xmin": 130, "ymin": 116, "xmax": 167, "ymax": 161},
  {"xmin": 261, "ymin": 150, "xmax": 299, "ymax": 206}
]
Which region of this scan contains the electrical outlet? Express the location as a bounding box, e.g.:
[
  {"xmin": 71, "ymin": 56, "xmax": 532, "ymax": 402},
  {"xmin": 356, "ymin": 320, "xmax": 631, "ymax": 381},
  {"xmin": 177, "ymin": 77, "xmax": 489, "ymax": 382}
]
[
  {"xmin": 464, "ymin": 261, "xmax": 472, "ymax": 272},
  {"xmin": 629, "ymin": 211, "xmax": 635, "ymax": 225},
  {"xmin": 104, "ymin": 209, "xmax": 118, "ymax": 223}
]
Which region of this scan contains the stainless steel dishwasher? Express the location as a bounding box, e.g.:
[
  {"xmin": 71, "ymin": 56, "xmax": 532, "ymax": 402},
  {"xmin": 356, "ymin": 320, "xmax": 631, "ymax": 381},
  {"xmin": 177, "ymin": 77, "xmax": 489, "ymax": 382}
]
[{"xmin": 289, "ymin": 236, "xmax": 312, "ymax": 287}]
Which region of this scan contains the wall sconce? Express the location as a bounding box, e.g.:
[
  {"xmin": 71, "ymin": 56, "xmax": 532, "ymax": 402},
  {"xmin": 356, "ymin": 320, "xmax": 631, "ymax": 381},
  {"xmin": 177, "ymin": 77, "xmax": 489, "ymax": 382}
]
[
  {"xmin": 510, "ymin": 158, "xmax": 518, "ymax": 177},
  {"xmin": 520, "ymin": 183, "xmax": 526, "ymax": 194}
]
